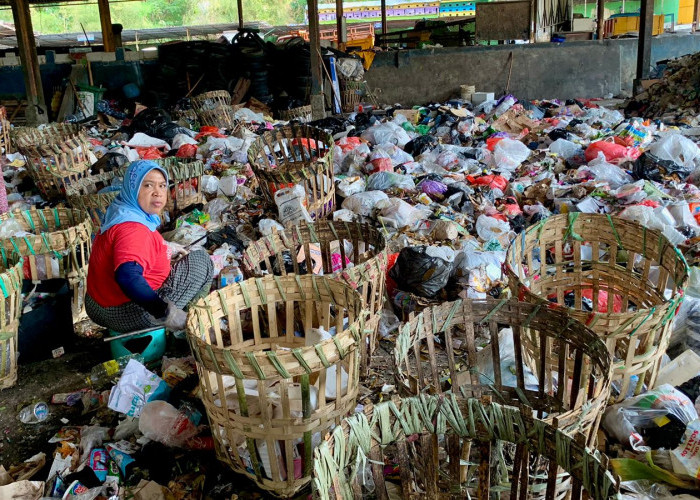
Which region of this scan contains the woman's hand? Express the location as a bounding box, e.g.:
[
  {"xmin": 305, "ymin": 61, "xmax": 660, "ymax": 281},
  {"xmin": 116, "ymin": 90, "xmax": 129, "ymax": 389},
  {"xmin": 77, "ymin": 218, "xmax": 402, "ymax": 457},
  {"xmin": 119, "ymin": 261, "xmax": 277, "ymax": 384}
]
[{"xmin": 164, "ymin": 301, "xmax": 187, "ymax": 331}]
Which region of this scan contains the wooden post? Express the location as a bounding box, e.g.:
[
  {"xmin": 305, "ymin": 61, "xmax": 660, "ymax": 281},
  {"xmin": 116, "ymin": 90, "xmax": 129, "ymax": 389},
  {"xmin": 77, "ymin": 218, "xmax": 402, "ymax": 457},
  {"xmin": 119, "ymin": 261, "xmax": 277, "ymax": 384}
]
[
  {"xmin": 596, "ymin": 0, "xmax": 606, "ymax": 39},
  {"xmin": 694, "ymin": 0, "xmax": 700, "ymax": 31},
  {"xmin": 11, "ymin": 0, "xmax": 47, "ymax": 125},
  {"xmin": 238, "ymin": 0, "xmax": 244, "ymax": 31},
  {"xmin": 336, "ymin": 0, "xmax": 345, "ymax": 51},
  {"xmin": 636, "ymin": 0, "xmax": 654, "ymax": 81},
  {"xmin": 308, "ymin": 0, "xmax": 325, "ymax": 119},
  {"xmin": 381, "ymin": 0, "xmax": 388, "ymax": 37},
  {"xmin": 97, "ymin": 0, "xmax": 115, "ymax": 52}
]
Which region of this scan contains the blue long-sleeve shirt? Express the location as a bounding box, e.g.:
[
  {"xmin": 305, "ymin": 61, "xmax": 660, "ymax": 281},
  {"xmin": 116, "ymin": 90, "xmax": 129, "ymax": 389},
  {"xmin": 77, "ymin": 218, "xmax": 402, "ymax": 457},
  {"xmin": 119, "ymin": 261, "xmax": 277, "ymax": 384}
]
[{"xmin": 115, "ymin": 261, "xmax": 169, "ymax": 318}]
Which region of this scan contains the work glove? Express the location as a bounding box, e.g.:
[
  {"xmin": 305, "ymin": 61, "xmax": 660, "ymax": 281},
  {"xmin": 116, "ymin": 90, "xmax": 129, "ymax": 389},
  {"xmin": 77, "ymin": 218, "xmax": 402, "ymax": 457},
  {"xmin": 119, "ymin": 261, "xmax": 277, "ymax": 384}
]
[{"xmin": 163, "ymin": 301, "xmax": 187, "ymax": 331}]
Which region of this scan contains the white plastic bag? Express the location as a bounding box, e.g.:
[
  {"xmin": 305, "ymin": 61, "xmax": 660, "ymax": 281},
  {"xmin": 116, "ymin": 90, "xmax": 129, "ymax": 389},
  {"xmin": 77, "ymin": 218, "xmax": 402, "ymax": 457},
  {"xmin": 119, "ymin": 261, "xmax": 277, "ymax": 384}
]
[
  {"xmin": 475, "ymin": 215, "xmax": 511, "ymax": 243},
  {"xmin": 336, "ymin": 177, "xmax": 366, "ymax": 197},
  {"xmin": 550, "ymin": 138, "xmax": 583, "ymax": 159},
  {"xmin": 492, "ymin": 139, "xmax": 531, "ymax": 173},
  {"xmin": 375, "ymin": 198, "xmax": 425, "ymax": 229},
  {"xmin": 201, "ymin": 174, "xmax": 219, "ymax": 195},
  {"xmin": 275, "ymin": 185, "xmax": 312, "ymax": 225},
  {"xmin": 580, "ymin": 153, "xmax": 634, "ymax": 189},
  {"xmin": 107, "ymin": 360, "xmax": 170, "ymax": 417},
  {"xmin": 649, "ymin": 133, "xmax": 700, "ymax": 169},
  {"xmin": 341, "ymin": 191, "xmax": 389, "ymax": 217}
]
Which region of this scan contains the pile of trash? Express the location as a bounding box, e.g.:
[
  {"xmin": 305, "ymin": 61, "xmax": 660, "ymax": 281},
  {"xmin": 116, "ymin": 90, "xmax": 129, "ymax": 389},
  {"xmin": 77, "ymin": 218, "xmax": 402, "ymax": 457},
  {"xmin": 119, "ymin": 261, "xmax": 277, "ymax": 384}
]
[
  {"xmin": 6, "ymin": 67, "xmax": 700, "ymax": 498},
  {"xmin": 626, "ymin": 51, "xmax": 700, "ymax": 123}
]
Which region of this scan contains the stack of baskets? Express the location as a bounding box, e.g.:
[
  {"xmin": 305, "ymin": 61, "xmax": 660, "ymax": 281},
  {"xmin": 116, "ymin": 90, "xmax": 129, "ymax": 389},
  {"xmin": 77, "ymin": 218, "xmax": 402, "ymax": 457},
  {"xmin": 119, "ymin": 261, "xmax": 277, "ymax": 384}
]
[
  {"xmin": 505, "ymin": 213, "xmax": 688, "ymax": 401},
  {"xmin": 65, "ymin": 171, "xmax": 120, "ymax": 231},
  {"xmin": 11, "ymin": 124, "xmax": 93, "ymax": 201},
  {"xmin": 186, "ymin": 274, "xmax": 370, "ymax": 497},
  {"xmin": 0, "ymin": 257, "xmax": 24, "ymax": 389},
  {"xmin": 0, "ymin": 106, "xmax": 10, "ymax": 154},
  {"xmin": 191, "ymin": 90, "xmax": 239, "ymax": 131},
  {"xmin": 0, "ymin": 208, "xmax": 93, "ymax": 323},
  {"xmin": 313, "ymin": 395, "xmax": 620, "ymax": 499},
  {"xmin": 242, "ymin": 221, "xmax": 388, "ymax": 374},
  {"xmin": 247, "ymin": 125, "xmax": 335, "ymax": 221}
]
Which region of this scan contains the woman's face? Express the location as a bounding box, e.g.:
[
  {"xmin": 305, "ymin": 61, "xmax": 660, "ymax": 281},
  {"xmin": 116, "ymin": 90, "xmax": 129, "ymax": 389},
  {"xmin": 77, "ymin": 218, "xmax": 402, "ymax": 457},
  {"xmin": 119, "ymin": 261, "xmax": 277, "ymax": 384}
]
[{"xmin": 138, "ymin": 169, "xmax": 167, "ymax": 215}]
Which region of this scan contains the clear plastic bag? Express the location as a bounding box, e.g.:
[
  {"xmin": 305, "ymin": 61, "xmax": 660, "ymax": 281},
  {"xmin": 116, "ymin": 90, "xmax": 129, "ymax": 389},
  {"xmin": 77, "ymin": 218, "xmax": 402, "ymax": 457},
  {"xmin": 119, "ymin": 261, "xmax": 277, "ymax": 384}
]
[
  {"xmin": 492, "ymin": 138, "xmax": 531, "ymax": 173},
  {"xmin": 649, "ymin": 133, "xmax": 700, "ymax": 169}
]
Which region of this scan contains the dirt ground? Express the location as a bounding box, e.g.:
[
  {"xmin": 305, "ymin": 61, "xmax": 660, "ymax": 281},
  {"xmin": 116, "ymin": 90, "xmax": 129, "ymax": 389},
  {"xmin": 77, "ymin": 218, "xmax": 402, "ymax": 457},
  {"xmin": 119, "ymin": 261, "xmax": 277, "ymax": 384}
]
[{"xmin": 0, "ymin": 328, "xmax": 396, "ymax": 499}]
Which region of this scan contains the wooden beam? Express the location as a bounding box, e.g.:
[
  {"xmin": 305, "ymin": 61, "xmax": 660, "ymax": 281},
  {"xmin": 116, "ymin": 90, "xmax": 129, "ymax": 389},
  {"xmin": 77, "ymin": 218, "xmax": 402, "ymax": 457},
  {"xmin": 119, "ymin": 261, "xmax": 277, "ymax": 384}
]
[
  {"xmin": 308, "ymin": 0, "xmax": 325, "ymax": 118},
  {"xmin": 596, "ymin": 0, "xmax": 605, "ymax": 40},
  {"xmin": 381, "ymin": 0, "xmax": 388, "ymax": 37},
  {"xmin": 336, "ymin": 0, "xmax": 345, "ymax": 50},
  {"xmin": 97, "ymin": 0, "xmax": 115, "ymax": 52},
  {"xmin": 636, "ymin": 0, "xmax": 654, "ymax": 80},
  {"xmin": 237, "ymin": 0, "xmax": 244, "ymax": 31},
  {"xmin": 11, "ymin": 0, "xmax": 47, "ymax": 125}
]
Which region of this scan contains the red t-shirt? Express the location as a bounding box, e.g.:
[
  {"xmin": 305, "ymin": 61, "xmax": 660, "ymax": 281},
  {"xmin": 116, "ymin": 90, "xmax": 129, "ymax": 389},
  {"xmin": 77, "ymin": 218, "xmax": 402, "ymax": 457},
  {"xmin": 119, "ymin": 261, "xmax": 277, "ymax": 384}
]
[{"xmin": 87, "ymin": 222, "xmax": 170, "ymax": 307}]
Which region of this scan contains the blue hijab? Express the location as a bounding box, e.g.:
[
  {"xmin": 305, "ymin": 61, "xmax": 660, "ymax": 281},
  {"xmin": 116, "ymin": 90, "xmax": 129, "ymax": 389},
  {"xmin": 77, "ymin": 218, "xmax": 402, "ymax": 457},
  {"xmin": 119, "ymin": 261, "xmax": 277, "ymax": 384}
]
[{"xmin": 101, "ymin": 160, "xmax": 169, "ymax": 233}]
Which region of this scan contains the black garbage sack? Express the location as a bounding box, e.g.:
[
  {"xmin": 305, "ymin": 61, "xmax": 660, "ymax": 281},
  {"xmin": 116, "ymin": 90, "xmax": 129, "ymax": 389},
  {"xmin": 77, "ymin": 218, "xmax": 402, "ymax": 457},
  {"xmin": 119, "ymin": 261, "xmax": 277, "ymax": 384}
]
[
  {"xmin": 90, "ymin": 151, "xmax": 130, "ymax": 174},
  {"xmin": 389, "ymin": 246, "xmax": 454, "ymax": 299},
  {"xmin": 206, "ymin": 226, "xmax": 246, "ymax": 253},
  {"xmin": 404, "ymin": 135, "xmax": 437, "ymax": 156},
  {"xmin": 129, "ymin": 108, "xmax": 194, "ymax": 144},
  {"xmin": 633, "ymin": 152, "xmax": 693, "ymax": 182}
]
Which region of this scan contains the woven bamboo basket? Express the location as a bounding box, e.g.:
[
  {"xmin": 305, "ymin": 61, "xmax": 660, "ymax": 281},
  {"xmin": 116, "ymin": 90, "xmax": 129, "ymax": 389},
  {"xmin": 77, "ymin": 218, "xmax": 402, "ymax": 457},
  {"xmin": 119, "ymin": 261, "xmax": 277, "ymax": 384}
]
[
  {"xmin": 341, "ymin": 90, "xmax": 361, "ymax": 113},
  {"xmin": 279, "ymin": 105, "xmax": 313, "ymax": 123},
  {"xmin": 241, "ymin": 221, "xmax": 388, "ymax": 373},
  {"xmin": 505, "ymin": 213, "xmax": 689, "ymax": 402},
  {"xmin": 186, "ymin": 274, "xmax": 369, "ymax": 497},
  {"xmin": 0, "ymin": 257, "xmax": 24, "ymax": 389},
  {"xmin": 313, "ymin": 395, "xmax": 620, "ymax": 500},
  {"xmin": 0, "ymin": 106, "xmax": 10, "ymax": 154},
  {"xmin": 0, "ymin": 208, "xmax": 93, "ymax": 322},
  {"xmin": 65, "ymin": 171, "xmax": 120, "ymax": 231},
  {"xmin": 191, "ymin": 90, "xmax": 232, "ymax": 113},
  {"xmin": 153, "ymin": 157, "xmax": 205, "ymax": 215},
  {"xmin": 394, "ymin": 299, "xmax": 612, "ymax": 445},
  {"xmin": 199, "ymin": 106, "xmax": 240, "ymax": 131},
  {"xmin": 11, "ymin": 124, "xmax": 92, "ymax": 201},
  {"xmin": 247, "ymin": 125, "xmax": 335, "ymax": 221}
]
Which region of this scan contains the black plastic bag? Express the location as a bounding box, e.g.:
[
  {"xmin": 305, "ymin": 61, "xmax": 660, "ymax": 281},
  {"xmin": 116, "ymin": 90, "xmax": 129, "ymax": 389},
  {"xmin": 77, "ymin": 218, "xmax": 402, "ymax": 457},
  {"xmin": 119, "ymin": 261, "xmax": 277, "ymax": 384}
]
[
  {"xmin": 90, "ymin": 151, "xmax": 129, "ymax": 174},
  {"xmin": 633, "ymin": 151, "xmax": 693, "ymax": 182},
  {"xmin": 404, "ymin": 135, "xmax": 437, "ymax": 156},
  {"xmin": 389, "ymin": 246, "xmax": 453, "ymax": 299}
]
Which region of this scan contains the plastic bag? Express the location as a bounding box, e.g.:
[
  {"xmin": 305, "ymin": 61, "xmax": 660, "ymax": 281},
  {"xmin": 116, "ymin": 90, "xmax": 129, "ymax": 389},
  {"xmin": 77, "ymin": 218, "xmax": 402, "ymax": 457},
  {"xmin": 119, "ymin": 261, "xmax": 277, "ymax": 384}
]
[
  {"xmin": 107, "ymin": 360, "xmax": 170, "ymax": 418},
  {"xmin": 580, "ymin": 153, "xmax": 634, "ymax": 189},
  {"xmin": 376, "ymin": 198, "xmax": 426, "ymax": 229},
  {"xmin": 366, "ymin": 172, "xmax": 416, "ymax": 191},
  {"xmin": 602, "ymin": 384, "xmax": 698, "ymax": 450},
  {"xmin": 275, "ymin": 185, "xmax": 312, "ymax": 225},
  {"xmin": 201, "ymin": 175, "xmax": 219, "ymax": 195},
  {"xmin": 584, "ymin": 140, "xmax": 640, "ymax": 164},
  {"xmin": 618, "ymin": 205, "xmax": 687, "ymax": 246},
  {"xmin": 341, "ymin": 191, "xmax": 389, "ymax": 216},
  {"xmin": 389, "ymin": 245, "xmax": 454, "ymax": 298},
  {"xmin": 336, "ymin": 177, "xmax": 366, "ymax": 197},
  {"xmin": 139, "ymin": 401, "xmax": 200, "ymax": 447},
  {"xmin": 633, "ymin": 151, "xmax": 693, "ymax": 182},
  {"xmin": 648, "ymin": 133, "xmax": 700, "ymax": 169},
  {"xmin": 492, "ymin": 138, "xmax": 531, "ymax": 173},
  {"xmin": 549, "ymin": 138, "xmax": 584, "ymax": 160},
  {"xmin": 361, "ymin": 122, "xmax": 411, "ymax": 148},
  {"xmin": 475, "ymin": 215, "xmax": 511, "ymax": 243},
  {"xmin": 258, "ymin": 218, "xmax": 285, "ymax": 236}
]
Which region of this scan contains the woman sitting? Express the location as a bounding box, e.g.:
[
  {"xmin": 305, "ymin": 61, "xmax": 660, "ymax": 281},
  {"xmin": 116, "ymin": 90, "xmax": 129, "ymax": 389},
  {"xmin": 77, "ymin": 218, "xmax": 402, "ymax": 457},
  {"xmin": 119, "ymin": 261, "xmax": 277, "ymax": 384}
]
[{"xmin": 86, "ymin": 160, "xmax": 213, "ymax": 333}]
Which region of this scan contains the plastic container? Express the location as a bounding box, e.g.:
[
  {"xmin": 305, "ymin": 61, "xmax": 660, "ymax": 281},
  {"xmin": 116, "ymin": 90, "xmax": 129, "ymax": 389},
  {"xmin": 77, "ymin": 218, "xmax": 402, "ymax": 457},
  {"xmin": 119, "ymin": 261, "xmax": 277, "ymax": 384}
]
[
  {"xmin": 109, "ymin": 328, "xmax": 166, "ymax": 364},
  {"xmin": 86, "ymin": 353, "xmax": 145, "ymax": 387},
  {"xmin": 18, "ymin": 401, "xmax": 49, "ymax": 424}
]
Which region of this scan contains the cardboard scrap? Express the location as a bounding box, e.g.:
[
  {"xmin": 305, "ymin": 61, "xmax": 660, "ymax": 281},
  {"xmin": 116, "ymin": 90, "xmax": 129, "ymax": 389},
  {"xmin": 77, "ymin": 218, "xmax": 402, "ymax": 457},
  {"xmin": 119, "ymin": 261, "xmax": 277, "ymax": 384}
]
[
  {"xmin": 132, "ymin": 480, "xmax": 174, "ymax": 500},
  {"xmin": 491, "ymin": 108, "xmax": 540, "ymax": 135}
]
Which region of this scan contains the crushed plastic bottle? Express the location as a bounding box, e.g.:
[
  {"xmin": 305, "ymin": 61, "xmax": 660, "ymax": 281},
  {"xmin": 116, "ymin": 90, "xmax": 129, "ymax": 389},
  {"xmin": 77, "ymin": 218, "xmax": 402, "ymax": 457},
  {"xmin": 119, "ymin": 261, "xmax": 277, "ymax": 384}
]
[
  {"xmin": 86, "ymin": 354, "xmax": 145, "ymax": 388},
  {"xmin": 18, "ymin": 401, "xmax": 49, "ymax": 424}
]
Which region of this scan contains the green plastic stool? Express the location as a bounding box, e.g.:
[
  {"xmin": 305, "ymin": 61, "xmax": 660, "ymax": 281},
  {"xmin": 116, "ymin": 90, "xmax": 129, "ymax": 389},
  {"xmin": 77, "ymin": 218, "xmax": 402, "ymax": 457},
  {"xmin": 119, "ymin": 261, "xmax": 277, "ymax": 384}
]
[{"xmin": 109, "ymin": 327, "xmax": 166, "ymax": 364}]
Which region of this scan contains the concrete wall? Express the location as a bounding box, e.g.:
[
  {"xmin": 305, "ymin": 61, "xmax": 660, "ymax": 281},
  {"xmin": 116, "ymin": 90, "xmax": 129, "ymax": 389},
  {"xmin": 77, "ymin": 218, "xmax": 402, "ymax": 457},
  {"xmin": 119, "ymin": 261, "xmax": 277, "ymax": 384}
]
[{"xmin": 365, "ymin": 33, "xmax": 700, "ymax": 105}]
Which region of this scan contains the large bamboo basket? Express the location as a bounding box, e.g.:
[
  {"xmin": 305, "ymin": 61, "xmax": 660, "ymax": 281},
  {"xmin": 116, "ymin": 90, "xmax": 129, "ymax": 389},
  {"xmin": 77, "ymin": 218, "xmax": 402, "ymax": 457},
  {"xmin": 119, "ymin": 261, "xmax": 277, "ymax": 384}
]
[
  {"xmin": 153, "ymin": 157, "xmax": 204, "ymax": 215},
  {"xmin": 394, "ymin": 299, "xmax": 611, "ymax": 445},
  {"xmin": 312, "ymin": 395, "xmax": 621, "ymax": 500},
  {"xmin": 505, "ymin": 213, "xmax": 688, "ymax": 402},
  {"xmin": 191, "ymin": 90, "xmax": 239, "ymax": 130},
  {"xmin": 0, "ymin": 106, "xmax": 10, "ymax": 154},
  {"xmin": 0, "ymin": 258, "xmax": 24, "ymax": 389},
  {"xmin": 11, "ymin": 124, "xmax": 92, "ymax": 201},
  {"xmin": 186, "ymin": 274, "xmax": 370, "ymax": 498},
  {"xmin": 247, "ymin": 125, "xmax": 335, "ymax": 221},
  {"xmin": 241, "ymin": 221, "xmax": 388, "ymax": 374},
  {"xmin": 65, "ymin": 171, "xmax": 120, "ymax": 231},
  {"xmin": 0, "ymin": 208, "xmax": 93, "ymax": 322},
  {"xmin": 191, "ymin": 90, "xmax": 232, "ymax": 113}
]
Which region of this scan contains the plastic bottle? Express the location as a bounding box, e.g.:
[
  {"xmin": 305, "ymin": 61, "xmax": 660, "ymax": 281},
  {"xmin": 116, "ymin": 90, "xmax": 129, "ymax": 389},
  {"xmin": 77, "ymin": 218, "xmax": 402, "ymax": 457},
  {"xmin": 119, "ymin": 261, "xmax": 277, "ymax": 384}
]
[
  {"xmin": 18, "ymin": 401, "xmax": 49, "ymax": 424},
  {"xmin": 86, "ymin": 354, "xmax": 145, "ymax": 387}
]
